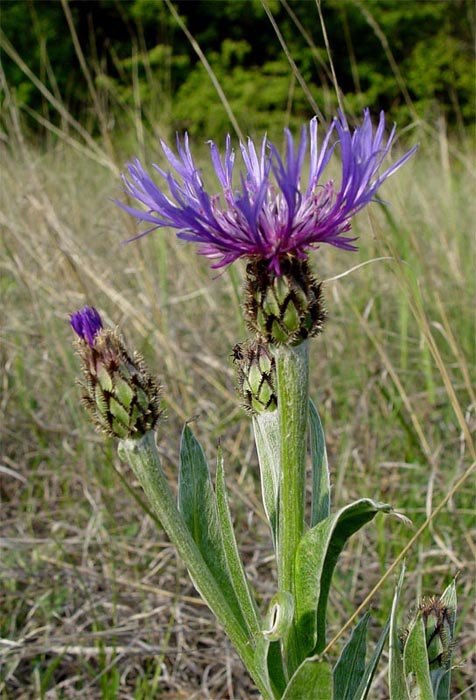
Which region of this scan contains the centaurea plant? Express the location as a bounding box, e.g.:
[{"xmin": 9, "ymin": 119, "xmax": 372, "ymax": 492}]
[{"xmin": 71, "ymin": 110, "xmax": 456, "ymax": 698}]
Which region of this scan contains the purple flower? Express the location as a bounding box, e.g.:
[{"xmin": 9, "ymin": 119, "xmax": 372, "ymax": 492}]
[
  {"xmin": 118, "ymin": 110, "xmax": 417, "ymax": 275},
  {"xmin": 70, "ymin": 306, "xmax": 103, "ymax": 346}
]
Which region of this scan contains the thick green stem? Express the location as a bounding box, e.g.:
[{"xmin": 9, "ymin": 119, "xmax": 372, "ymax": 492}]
[
  {"xmin": 273, "ymin": 341, "xmax": 309, "ymax": 674},
  {"xmin": 118, "ymin": 432, "xmax": 274, "ymax": 700}
]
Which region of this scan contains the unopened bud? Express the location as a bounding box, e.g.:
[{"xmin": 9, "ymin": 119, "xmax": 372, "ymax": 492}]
[
  {"xmin": 244, "ymin": 256, "xmax": 326, "ymax": 345},
  {"xmin": 233, "ymin": 339, "xmax": 277, "ymax": 414},
  {"xmin": 70, "ymin": 307, "xmax": 162, "ymax": 439},
  {"xmin": 400, "ymin": 580, "xmax": 457, "ymax": 676},
  {"xmin": 419, "ymin": 593, "xmax": 455, "ymax": 669}
]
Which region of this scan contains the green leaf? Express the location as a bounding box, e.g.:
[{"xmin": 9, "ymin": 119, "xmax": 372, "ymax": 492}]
[
  {"xmin": 267, "ymin": 639, "xmax": 287, "ymax": 697},
  {"xmin": 295, "ymin": 499, "xmax": 392, "ymax": 656},
  {"xmin": 403, "ymin": 614, "xmax": 434, "ymax": 700},
  {"xmin": 333, "ymin": 612, "xmax": 370, "ymax": 700},
  {"xmin": 178, "ymin": 424, "xmax": 247, "ymax": 634},
  {"xmin": 262, "ymin": 592, "xmax": 295, "ymax": 642},
  {"xmin": 282, "ymin": 656, "xmax": 333, "ymax": 700},
  {"xmin": 352, "ymin": 616, "xmax": 390, "ymax": 700},
  {"xmin": 254, "ymin": 632, "xmax": 281, "ymax": 699},
  {"xmin": 309, "ymin": 399, "xmax": 330, "ymax": 526},
  {"xmin": 389, "ymin": 565, "xmax": 410, "ymax": 700},
  {"xmin": 430, "ymin": 668, "xmax": 451, "ymax": 700},
  {"xmin": 215, "ymin": 448, "xmax": 260, "ymax": 638},
  {"xmin": 439, "ymin": 580, "xmax": 457, "ymax": 636},
  {"xmin": 253, "ymin": 411, "xmax": 280, "ymax": 546},
  {"xmin": 255, "ymin": 595, "xmax": 292, "ymax": 698},
  {"xmin": 120, "ymin": 433, "xmax": 273, "ymax": 700}
]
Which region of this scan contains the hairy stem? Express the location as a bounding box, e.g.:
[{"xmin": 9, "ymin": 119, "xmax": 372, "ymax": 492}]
[{"xmin": 273, "ymin": 341, "xmax": 309, "ymax": 673}]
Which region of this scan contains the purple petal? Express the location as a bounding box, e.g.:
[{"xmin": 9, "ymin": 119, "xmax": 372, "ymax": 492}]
[
  {"xmin": 117, "ymin": 111, "xmax": 417, "ymax": 273},
  {"xmin": 70, "ymin": 306, "xmax": 103, "ymax": 346}
]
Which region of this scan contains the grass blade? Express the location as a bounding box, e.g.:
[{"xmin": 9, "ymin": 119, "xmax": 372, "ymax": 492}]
[
  {"xmin": 352, "ymin": 616, "xmax": 390, "ymax": 700},
  {"xmin": 389, "ymin": 565, "xmax": 410, "ymax": 700},
  {"xmin": 333, "ymin": 612, "xmax": 370, "ymax": 700}
]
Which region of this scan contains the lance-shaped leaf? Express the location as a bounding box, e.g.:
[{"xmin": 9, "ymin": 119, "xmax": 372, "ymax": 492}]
[
  {"xmin": 178, "ymin": 424, "xmax": 247, "ymax": 634},
  {"xmin": 254, "ymin": 633, "xmax": 286, "ymax": 700},
  {"xmin": 403, "ymin": 613, "xmax": 434, "ymax": 700},
  {"xmin": 281, "ymin": 656, "xmax": 333, "ymax": 700},
  {"xmin": 118, "ymin": 433, "xmax": 270, "ymax": 699},
  {"xmin": 333, "ymin": 612, "xmax": 370, "ymax": 700},
  {"xmin": 253, "ymin": 411, "xmax": 280, "ymax": 546},
  {"xmin": 309, "ymin": 399, "xmax": 331, "ymax": 526},
  {"xmin": 215, "ymin": 448, "xmax": 261, "ymax": 638},
  {"xmin": 431, "ymin": 666, "xmax": 452, "ymax": 698},
  {"xmin": 295, "ymin": 499, "xmax": 392, "ymax": 656},
  {"xmin": 389, "ymin": 565, "xmax": 410, "ymax": 700},
  {"xmin": 352, "ymin": 615, "xmax": 390, "ymax": 700}
]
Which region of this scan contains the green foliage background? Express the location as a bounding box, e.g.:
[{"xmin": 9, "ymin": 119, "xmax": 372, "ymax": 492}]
[{"xmin": 1, "ymin": 0, "xmax": 474, "ymax": 142}]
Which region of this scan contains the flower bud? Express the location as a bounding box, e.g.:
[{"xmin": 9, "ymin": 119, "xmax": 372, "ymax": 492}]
[
  {"xmin": 233, "ymin": 339, "xmax": 277, "ymax": 414},
  {"xmin": 419, "ymin": 593, "xmax": 455, "ymax": 669},
  {"xmin": 70, "ymin": 307, "xmax": 162, "ymax": 439},
  {"xmin": 400, "ymin": 580, "xmax": 457, "ymax": 682},
  {"xmin": 244, "ymin": 256, "xmax": 326, "ymax": 346}
]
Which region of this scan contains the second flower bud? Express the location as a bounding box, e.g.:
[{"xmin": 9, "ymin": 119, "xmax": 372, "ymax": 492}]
[{"xmin": 233, "ymin": 339, "xmax": 277, "ymax": 415}]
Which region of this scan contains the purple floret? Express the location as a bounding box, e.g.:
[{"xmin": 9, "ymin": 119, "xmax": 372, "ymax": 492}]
[
  {"xmin": 117, "ymin": 109, "xmax": 417, "ymax": 275},
  {"xmin": 70, "ymin": 306, "xmax": 103, "ymax": 346}
]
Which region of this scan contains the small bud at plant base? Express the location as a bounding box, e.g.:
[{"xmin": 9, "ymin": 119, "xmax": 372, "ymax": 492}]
[
  {"xmin": 233, "ymin": 339, "xmax": 277, "ymax": 414},
  {"xmin": 244, "ymin": 256, "xmax": 326, "ymax": 346},
  {"xmin": 419, "ymin": 594, "xmax": 455, "ymax": 669},
  {"xmin": 400, "ymin": 579, "xmax": 457, "ymax": 691},
  {"xmin": 70, "ymin": 307, "xmax": 162, "ymax": 439}
]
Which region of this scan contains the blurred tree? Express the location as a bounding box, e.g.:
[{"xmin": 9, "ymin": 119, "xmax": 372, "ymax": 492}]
[{"xmin": 1, "ymin": 0, "xmax": 474, "ymax": 141}]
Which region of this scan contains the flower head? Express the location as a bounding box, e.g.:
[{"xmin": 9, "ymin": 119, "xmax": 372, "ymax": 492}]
[{"xmin": 118, "ymin": 110, "xmax": 417, "ymax": 275}]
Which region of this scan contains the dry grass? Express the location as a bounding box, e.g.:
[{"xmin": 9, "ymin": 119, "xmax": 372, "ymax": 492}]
[{"xmin": 1, "ymin": 47, "xmax": 476, "ymax": 700}]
